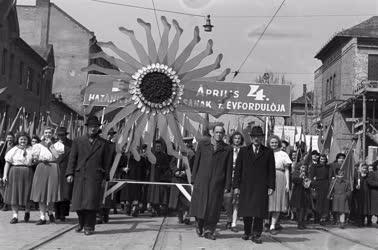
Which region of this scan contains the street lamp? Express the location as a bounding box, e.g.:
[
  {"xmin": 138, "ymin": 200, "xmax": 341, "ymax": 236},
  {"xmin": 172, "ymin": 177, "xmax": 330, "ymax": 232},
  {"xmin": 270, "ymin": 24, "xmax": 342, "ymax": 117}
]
[{"xmin": 203, "ymin": 15, "xmax": 213, "ymax": 32}]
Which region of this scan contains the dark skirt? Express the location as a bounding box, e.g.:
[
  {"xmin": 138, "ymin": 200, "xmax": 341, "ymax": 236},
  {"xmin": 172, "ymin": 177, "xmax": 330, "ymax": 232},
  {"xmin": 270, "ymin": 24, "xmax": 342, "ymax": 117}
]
[
  {"xmin": 30, "ymin": 162, "xmax": 61, "ymax": 203},
  {"xmin": 4, "ymin": 166, "xmax": 34, "ymax": 206},
  {"xmin": 147, "ymin": 184, "xmax": 170, "ymax": 205},
  {"xmin": 313, "ymin": 180, "xmax": 330, "ymax": 215},
  {"xmin": 332, "ymin": 194, "xmax": 350, "ymax": 213}
]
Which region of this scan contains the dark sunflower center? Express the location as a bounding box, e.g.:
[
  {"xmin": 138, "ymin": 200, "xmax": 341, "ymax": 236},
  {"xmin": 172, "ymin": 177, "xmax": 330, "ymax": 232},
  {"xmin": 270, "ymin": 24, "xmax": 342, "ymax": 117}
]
[{"xmin": 140, "ymin": 72, "xmax": 173, "ymax": 104}]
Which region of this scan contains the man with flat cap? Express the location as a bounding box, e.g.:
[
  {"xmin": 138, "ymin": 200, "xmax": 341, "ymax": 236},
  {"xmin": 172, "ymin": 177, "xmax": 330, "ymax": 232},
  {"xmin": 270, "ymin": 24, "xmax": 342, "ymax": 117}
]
[
  {"xmin": 54, "ymin": 127, "xmax": 73, "ymax": 221},
  {"xmin": 233, "ymin": 126, "xmax": 276, "ymax": 244},
  {"xmin": 66, "ymin": 116, "xmax": 114, "ymax": 235}
]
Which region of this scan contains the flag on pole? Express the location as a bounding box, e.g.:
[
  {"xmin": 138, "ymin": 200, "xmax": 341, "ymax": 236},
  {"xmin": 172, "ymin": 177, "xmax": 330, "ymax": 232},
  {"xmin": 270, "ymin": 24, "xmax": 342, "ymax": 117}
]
[
  {"xmin": 320, "ymin": 105, "xmax": 337, "ymax": 154},
  {"xmin": 0, "ymin": 112, "xmax": 6, "ymax": 139},
  {"xmin": 29, "ymin": 112, "xmax": 36, "ymax": 137},
  {"xmin": 281, "ymin": 124, "xmax": 286, "ymax": 141}
]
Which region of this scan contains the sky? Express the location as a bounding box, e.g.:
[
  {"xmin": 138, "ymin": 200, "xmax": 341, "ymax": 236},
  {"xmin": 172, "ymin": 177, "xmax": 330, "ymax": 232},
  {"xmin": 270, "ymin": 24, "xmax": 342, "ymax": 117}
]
[{"xmin": 17, "ymin": 0, "xmax": 378, "ymax": 100}]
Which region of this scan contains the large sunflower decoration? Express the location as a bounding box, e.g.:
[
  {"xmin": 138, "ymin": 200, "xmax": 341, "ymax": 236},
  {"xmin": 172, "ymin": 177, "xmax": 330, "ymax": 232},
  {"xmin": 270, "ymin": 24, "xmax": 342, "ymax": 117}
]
[{"xmin": 82, "ymin": 16, "xmax": 231, "ymax": 164}]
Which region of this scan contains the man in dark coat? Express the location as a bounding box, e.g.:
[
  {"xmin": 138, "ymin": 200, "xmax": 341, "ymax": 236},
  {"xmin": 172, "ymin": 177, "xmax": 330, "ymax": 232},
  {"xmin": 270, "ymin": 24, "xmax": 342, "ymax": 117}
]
[
  {"xmin": 54, "ymin": 127, "xmax": 73, "ymax": 221},
  {"xmin": 233, "ymin": 126, "xmax": 276, "ymax": 244},
  {"xmin": 66, "ymin": 116, "xmax": 114, "ymax": 235},
  {"xmin": 367, "ymin": 161, "xmax": 378, "ymax": 221},
  {"xmin": 0, "ymin": 132, "xmax": 15, "ymax": 211},
  {"xmin": 190, "ymin": 124, "xmax": 233, "ymax": 240}
]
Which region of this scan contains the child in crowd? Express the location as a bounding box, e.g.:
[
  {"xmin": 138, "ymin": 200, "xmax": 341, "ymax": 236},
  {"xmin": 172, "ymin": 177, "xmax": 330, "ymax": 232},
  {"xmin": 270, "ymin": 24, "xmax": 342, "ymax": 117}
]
[
  {"xmin": 330, "ymin": 170, "xmax": 351, "ymax": 229},
  {"xmin": 290, "ymin": 164, "xmax": 312, "ymax": 229}
]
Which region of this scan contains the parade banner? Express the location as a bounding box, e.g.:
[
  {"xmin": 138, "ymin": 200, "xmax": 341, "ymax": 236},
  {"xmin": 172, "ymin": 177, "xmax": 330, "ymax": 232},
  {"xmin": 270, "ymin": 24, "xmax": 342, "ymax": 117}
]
[
  {"xmin": 83, "ymin": 75, "xmax": 291, "ymax": 117},
  {"xmin": 273, "ymin": 125, "xmax": 319, "ymax": 151}
]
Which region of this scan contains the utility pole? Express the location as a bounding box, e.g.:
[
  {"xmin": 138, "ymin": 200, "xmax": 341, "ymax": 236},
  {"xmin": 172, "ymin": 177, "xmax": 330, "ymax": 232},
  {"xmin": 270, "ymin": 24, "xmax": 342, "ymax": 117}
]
[{"xmin": 304, "ymin": 84, "xmax": 308, "ymax": 135}]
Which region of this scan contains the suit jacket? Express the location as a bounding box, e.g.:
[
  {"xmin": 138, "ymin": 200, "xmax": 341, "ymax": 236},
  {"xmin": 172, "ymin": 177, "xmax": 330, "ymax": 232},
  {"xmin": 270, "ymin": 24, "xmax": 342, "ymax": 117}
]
[
  {"xmin": 66, "ymin": 135, "xmax": 114, "ymax": 211},
  {"xmin": 233, "ymin": 144, "xmax": 275, "ymax": 218}
]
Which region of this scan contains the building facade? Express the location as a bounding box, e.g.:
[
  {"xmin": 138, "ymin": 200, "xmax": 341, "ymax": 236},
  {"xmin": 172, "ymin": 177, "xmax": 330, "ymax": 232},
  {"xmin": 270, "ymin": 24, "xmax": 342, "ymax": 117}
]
[
  {"xmin": 0, "ymin": 2, "xmax": 52, "ymax": 129},
  {"xmin": 314, "ymin": 16, "xmax": 378, "ymax": 160},
  {"xmin": 17, "ymin": 0, "xmax": 115, "ymax": 115}
]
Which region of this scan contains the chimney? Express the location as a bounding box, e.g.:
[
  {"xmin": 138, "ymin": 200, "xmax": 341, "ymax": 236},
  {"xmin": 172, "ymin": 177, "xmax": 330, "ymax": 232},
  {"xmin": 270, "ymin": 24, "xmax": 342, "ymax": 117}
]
[{"xmin": 37, "ymin": 0, "xmax": 51, "ymax": 48}]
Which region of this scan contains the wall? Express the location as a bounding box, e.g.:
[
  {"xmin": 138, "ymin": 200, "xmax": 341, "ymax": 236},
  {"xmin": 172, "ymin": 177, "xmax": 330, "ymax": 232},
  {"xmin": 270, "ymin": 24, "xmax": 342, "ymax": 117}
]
[{"xmin": 0, "ymin": 9, "xmax": 48, "ymax": 125}]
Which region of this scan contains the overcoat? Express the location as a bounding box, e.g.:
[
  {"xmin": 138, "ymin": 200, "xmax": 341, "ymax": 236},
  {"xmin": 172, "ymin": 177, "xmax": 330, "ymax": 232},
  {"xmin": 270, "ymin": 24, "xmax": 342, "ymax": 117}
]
[
  {"xmin": 190, "ymin": 138, "xmax": 233, "ymax": 223},
  {"xmin": 367, "ymin": 170, "xmax": 378, "ymax": 215},
  {"xmin": 290, "ymin": 170, "xmax": 312, "ymax": 209},
  {"xmin": 352, "ymin": 174, "xmax": 371, "ymax": 216},
  {"xmin": 310, "ymin": 163, "xmax": 330, "ymax": 215},
  {"xmin": 66, "ymin": 135, "xmax": 114, "ymax": 211},
  {"xmin": 233, "ymin": 144, "xmax": 275, "ymax": 218},
  {"xmin": 56, "ymin": 138, "xmax": 73, "ymax": 201}
]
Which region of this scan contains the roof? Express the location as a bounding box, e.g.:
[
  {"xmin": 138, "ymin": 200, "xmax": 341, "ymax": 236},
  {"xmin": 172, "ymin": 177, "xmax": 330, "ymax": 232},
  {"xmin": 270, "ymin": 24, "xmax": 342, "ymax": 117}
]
[
  {"xmin": 13, "ymin": 37, "xmax": 47, "ymax": 66},
  {"xmin": 17, "ymin": 2, "xmax": 94, "ymax": 37},
  {"xmin": 315, "ymin": 16, "xmax": 378, "ymax": 60},
  {"xmin": 50, "ymin": 3, "xmax": 94, "ymax": 36},
  {"xmin": 292, "ymin": 91, "xmax": 313, "ymax": 106}
]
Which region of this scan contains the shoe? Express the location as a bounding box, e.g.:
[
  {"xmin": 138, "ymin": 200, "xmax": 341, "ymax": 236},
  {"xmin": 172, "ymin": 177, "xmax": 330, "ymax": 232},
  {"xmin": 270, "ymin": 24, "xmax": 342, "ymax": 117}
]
[
  {"xmin": 84, "ymin": 229, "xmax": 94, "ymax": 236},
  {"xmin": 75, "ymin": 226, "xmax": 83, "ymax": 233},
  {"xmin": 131, "ymin": 206, "xmax": 138, "ymax": 217},
  {"xmin": 59, "ymin": 216, "xmax": 66, "ymax": 222},
  {"xmin": 264, "ymin": 223, "xmax": 270, "ymax": 232},
  {"xmin": 103, "ymin": 214, "xmax": 109, "ymax": 223},
  {"xmin": 36, "ymin": 219, "xmax": 47, "ymax": 225},
  {"xmin": 225, "ymin": 222, "xmax": 231, "ymax": 230},
  {"xmin": 241, "ymin": 234, "xmax": 250, "ymax": 240},
  {"xmin": 204, "ymin": 232, "xmax": 216, "ymax": 240},
  {"xmin": 183, "ymin": 218, "xmax": 190, "ymax": 225},
  {"xmin": 251, "ymin": 236, "xmax": 262, "ymax": 244},
  {"xmin": 231, "ymin": 226, "xmax": 238, "ymax": 232},
  {"xmin": 97, "ymin": 219, "xmax": 103, "ymax": 224},
  {"xmin": 49, "ymin": 214, "xmax": 55, "ymax": 223},
  {"xmin": 195, "ymin": 227, "xmax": 203, "ymax": 237},
  {"xmin": 319, "ymin": 221, "xmax": 326, "ymax": 226},
  {"xmin": 275, "ymin": 224, "xmax": 283, "ymax": 230},
  {"xmin": 270, "ymin": 229, "xmax": 278, "ymax": 235},
  {"xmin": 2, "ymin": 204, "xmax": 9, "ymax": 211},
  {"xmin": 24, "ymin": 212, "xmax": 30, "ymax": 222},
  {"xmin": 10, "ymin": 218, "xmax": 18, "ymax": 224},
  {"xmin": 339, "ymin": 223, "xmax": 345, "ymax": 229},
  {"xmin": 113, "ymin": 208, "xmax": 118, "ymax": 214},
  {"xmin": 297, "ymin": 224, "xmax": 306, "ymax": 230}
]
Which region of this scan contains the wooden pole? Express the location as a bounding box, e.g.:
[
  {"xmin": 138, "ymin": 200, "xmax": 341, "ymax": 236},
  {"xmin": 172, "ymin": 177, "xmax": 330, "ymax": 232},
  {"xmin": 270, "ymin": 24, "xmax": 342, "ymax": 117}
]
[
  {"xmin": 264, "ymin": 116, "xmax": 269, "ymax": 146},
  {"xmin": 352, "ymin": 100, "xmax": 355, "ymax": 134},
  {"xmin": 362, "ymin": 94, "xmax": 366, "ymax": 163},
  {"xmin": 304, "ymin": 84, "xmax": 308, "ymax": 134}
]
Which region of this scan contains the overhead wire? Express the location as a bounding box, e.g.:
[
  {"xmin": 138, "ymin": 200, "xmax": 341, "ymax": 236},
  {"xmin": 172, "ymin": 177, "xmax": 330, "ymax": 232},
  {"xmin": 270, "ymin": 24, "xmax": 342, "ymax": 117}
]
[
  {"xmin": 151, "ymin": 0, "xmax": 162, "ymax": 38},
  {"xmin": 232, "ymin": 0, "xmax": 286, "ymax": 81},
  {"xmin": 91, "ymin": 0, "xmax": 376, "ymax": 18}
]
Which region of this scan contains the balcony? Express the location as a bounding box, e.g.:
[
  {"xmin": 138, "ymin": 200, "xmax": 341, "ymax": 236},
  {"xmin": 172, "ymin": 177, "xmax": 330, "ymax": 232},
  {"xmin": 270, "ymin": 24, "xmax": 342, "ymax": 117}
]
[{"xmin": 354, "ymin": 80, "xmax": 378, "ymax": 95}]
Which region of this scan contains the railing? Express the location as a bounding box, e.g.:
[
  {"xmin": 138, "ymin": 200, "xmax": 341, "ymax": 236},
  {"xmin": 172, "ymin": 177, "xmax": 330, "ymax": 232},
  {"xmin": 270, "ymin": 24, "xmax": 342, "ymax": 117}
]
[{"xmin": 353, "ymin": 80, "xmax": 378, "ymax": 95}]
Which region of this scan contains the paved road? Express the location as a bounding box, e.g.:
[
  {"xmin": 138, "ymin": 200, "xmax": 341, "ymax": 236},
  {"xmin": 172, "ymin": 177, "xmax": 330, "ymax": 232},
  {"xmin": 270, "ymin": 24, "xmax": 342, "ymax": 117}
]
[{"xmin": 0, "ymin": 211, "xmax": 377, "ymax": 250}]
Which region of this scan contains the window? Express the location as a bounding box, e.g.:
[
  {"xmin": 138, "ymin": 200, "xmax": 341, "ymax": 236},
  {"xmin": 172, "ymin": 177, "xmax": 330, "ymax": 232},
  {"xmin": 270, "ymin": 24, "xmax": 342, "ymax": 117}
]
[
  {"xmin": 36, "ymin": 74, "xmax": 41, "ymax": 96},
  {"xmin": 329, "ymin": 76, "xmax": 333, "ymax": 100},
  {"xmin": 9, "ymin": 54, "xmax": 14, "ymax": 79},
  {"xmin": 26, "ymin": 67, "xmax": 34, "ymax": 91},
  {"xmin": 326, "ymin": 79, "xmax": 329, "ymax": 101},
  {"xmin": 19, "ymin": 62, "xmax": 24, "ymax": 85},
  {"xmin": 332, "ymin": 74, "xmax": 336, "ymax": 99},
  {"xmin": 1, "ymin": 48, "xmax": 7, "ymax": 75},
  {"xmin": 368, "ymin": 54, "xmax": 378, "ymax": 80}
]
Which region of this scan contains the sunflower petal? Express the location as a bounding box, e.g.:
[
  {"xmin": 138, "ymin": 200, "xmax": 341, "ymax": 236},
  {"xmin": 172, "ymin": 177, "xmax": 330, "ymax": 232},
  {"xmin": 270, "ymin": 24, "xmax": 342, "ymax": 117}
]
[
  {"xmin": 157, "ymin": 16, "xmax": 171, "ymax": 63},
  {"xmin": 103, "ymin": 105, "xmax": 136, "ymax": 136},
  {"xmin": 144, "ymin": 115, "xmax": 157, "ymax": 164},
  {"xmin": 179, "ymin": 54, "xmax": 222, "ymax": 81},
  {"xmin": 157, "ymin": 114, "xmax": 180, "ymax": 158},
  {"xmin": 197, "ymin": 68, "xmax": 231, "ymax": 82},
  {"xmin": 167, "ymin": 19, "xmax": 183, "ymax": 65},
  {"xmin": 137, "ymin": 18, "xmax": 158, "ymax": 63},
  {"xmin": 97, "ymin": 41, "xmax": 142, "ymax": 70},
  {"xmin": 167, "ymin": 112, "xmax": 188, "ymax": 152},
  {"xmin": 172, "ymin": 26, "xmax": 200, "ymax": 72},
  {"xmin": 179, "ymin": 39, "xmax": 213, "ymax": 74},
  {"xmin": 119, "ymin": 27, "xmax": 150, "ymax": 65},
  {"xmin": 130, "ymin": 113, "xmax": 149, "ymax": 161},
  {"xmin": 89, "ymin": 51, "xmax": 135, "ymax": 75}
]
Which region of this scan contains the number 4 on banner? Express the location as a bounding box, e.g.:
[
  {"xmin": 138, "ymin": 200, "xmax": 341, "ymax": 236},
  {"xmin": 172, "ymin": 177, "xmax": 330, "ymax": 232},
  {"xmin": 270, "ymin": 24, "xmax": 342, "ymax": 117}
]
[{"xmin": 247, "ymin": 85, "xmax": 266, "ymax": 101}]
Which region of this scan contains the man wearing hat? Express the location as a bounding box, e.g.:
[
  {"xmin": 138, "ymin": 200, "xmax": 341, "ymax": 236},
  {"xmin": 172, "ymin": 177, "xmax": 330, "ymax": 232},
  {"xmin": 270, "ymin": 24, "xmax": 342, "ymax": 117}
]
[
  {"xmin": 66, "ymin": 116, "xmax": 114, "ymax": 235},
  {"xmin": 54, "ymin": 127, "xmax": 73, "ymax": 221},
  {"xmin": 233, "ymin": 126, "xmax": 276, "ymax": 244},
  {"xmin": 190, "ymin": 123, "xmax": 233, "ymax": 240}
]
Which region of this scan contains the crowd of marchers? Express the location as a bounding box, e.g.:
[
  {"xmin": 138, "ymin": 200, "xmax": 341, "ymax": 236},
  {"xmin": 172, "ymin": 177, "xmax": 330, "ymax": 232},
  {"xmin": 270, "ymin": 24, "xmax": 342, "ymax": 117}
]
[{"xmin": 0, "ymin": 117, "xmax": 377, "ymax": 242}]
